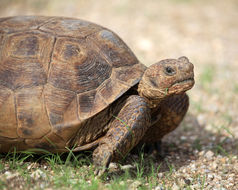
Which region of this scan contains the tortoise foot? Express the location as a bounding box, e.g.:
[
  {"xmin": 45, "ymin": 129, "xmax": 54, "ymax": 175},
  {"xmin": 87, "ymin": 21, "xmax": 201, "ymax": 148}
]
[{"xmin": 93, "ymin": 144, "xmax": 112, "ymax": 175}]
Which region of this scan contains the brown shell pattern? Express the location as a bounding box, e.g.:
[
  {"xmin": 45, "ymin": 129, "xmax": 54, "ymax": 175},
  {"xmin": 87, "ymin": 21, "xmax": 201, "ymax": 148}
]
[{"xmin": 0, "ymin": 16, "xmax": 146, "ymax": 150}]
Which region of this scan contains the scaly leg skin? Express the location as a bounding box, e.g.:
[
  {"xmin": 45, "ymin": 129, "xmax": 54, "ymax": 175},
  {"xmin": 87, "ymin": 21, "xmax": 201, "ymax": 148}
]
[
  {"xmin": 139, "ymin": 93, "xmax": 189, "ymax": 156},
  {"xmin": 93, "ymin": 95, "xmax": 151, "ymax": 175}
]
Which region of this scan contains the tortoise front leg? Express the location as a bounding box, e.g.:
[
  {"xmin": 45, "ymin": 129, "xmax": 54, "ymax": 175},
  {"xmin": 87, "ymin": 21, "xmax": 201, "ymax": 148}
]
[
  {"xmin": 139, "ymin": 93, "xmax": 189, "ymax": 155},
  {"xmin": 93, "ymin": 95, "xmax": 151, "ymax": 173}
]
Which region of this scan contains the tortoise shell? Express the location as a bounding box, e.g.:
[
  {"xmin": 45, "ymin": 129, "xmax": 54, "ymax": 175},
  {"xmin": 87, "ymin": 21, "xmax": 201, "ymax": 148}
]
[{"xmin": 0, "ymin": 16, "xmax": 146, "ymax": 151}]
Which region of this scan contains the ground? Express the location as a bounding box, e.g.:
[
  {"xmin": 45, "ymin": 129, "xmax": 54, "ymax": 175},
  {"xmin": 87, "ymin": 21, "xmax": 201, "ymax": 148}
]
[{"xmin": 0, "ymin": 0, "xmax": 238, "ymax": 189}]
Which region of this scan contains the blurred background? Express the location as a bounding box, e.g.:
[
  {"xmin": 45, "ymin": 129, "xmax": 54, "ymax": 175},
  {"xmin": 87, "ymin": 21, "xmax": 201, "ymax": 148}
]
[
  {"xmin": 0, "ymin": 0, "xmax": 238, "ymax": 137},
  {"xmin": 1, "ymin": 0, "xmax": 238, "ymax": 67}
]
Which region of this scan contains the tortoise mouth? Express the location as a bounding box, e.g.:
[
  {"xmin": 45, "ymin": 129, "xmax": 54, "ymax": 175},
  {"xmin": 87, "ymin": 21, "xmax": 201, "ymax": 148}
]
[
  {"xmin": 171, "ymin": 77, "xmax": 194, "ymax": 87},
  {"xmin": 169, "ymin": 77, "xmax": 195, "ymax": 94}
]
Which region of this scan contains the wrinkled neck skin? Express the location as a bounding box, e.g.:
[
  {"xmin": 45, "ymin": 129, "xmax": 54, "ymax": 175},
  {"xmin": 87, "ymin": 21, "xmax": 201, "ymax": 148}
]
[{"xmin": 138, "ymin": 80, "xmax": 167, "ymax": 109}]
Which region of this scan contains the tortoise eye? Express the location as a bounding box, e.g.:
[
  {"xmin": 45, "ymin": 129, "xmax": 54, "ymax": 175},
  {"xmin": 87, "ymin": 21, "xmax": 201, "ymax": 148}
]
[{"xmin": 164, "ymin": 66, "xmax": 176, "ymax": 76}]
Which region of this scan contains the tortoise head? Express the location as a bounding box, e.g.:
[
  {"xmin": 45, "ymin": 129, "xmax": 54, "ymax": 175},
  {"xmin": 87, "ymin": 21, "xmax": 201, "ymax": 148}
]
[{"xmin": 138, "ymin": 56, "xmax": 195, "ymax": 108}]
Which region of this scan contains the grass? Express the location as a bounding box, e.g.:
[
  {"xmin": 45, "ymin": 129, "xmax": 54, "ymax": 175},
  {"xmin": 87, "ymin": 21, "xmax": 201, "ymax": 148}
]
[
  {"xmin": 0, "ymin": 125, "xmax": 237, "ymax": 189},
  {"xmin": 192, "ymin": 139, "xmax": 202, "ymax": 151},
  {"xmin": 0, "ymin": 148, "xmax": 157, "ymax": 189},
  {"xmin": 199, "ymin": 64, "xmax": 216, "ymax": 91},
  {"xmin": 234, "ymin": 83, "xmax": 238, "ymax": 93}
]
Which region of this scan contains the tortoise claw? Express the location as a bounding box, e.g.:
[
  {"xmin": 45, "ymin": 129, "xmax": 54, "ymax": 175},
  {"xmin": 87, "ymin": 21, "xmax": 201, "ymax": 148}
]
[
  {"xmin": 93, "ymin": 146, "xmax": 112, "ymax": 176},
  {"xmin": 94, "ymin": 166, "xmax": 107, "ymax": 176}
]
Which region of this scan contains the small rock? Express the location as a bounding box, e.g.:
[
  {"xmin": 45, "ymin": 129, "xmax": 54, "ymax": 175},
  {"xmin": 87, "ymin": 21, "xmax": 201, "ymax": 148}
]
[
  {"xmin": 129, "ymin": 180, "xmax": 142, "ymax": 190},
  {"xmin": 158, "ymin": 172, "xmax": 163, "ymax": 178},
  {"xmin": 40, "ymin": 183, "xmax": 47, "ymax": 189},
  {"xmin": 155, "ymin": 185, "xmax": 164, "ymax": 190},
  {"xmin": 119, "ymin": 181, "xmax": 125, "ymax": 186},
  {"xmin": 27, "ymin": 163, "xmax": 35, "ymax": 170},
  {"xmin": 121, "ymin": 164, "xmax": 134, "ymax": 170},
  {"xmin": 211, "ymin": 136, "xmax": 216, "ymax": 141},
  {"xmin": 205, "ymin": 169, "xmax": 211, "ymax": 173},
  {"xmin": 5, "ymin": 171, "xmax": 19, "ymax": 180},
  {"xmin": 177, "ymin": 178, "xmax": 185, "ymax": 186},
  {"xmin": 191, "ymin": 184, "xmax": 200, "ymax": 189},
  {"xmin": 204, "ymin": 150, "xmax": 214, "ymax": 159},
  {"xmin": 30, "ymin": 169, "xmax": 46, "ymax": 180},
  {"xmin": 108, "ymin": 162, "xmax": 118, "ymax": 171},
  {"xmin": 197, "ymin": 114, "xmax": 206, "ymax": 126},
  {"xmin": 190, "ymin": 163, "xmax": 196, "ymax": 169},
  {"xmin": 219, "ymin": 136, "xmax": 227, "ymax": 143},
  {"xmin": 184, "ymin": 178, "xmax": 191, "ymax": 185},
  {"xmin": 182, "ymin": 168, "xmax": 187, "ymax": 173},
  {"xmin": 211, "ymin": 161, "xmax": 218, "ymax": 170},
  {"xmin": 4, "ymin": 171, "xmax": 12, "ymax": 176},
  {"xmin": 199, "ymin": 150, "xmax": 205, "ymax": 156},
  {"xmin": 220, "ymin": 158, "xmax": 226, "ymax": 164},
  {"xmin": 207, "ymin": 173, "xmax": 214, "ymax": 180},
  {"xmin": 193, "ymin": 149, "xmax": 199, "ymax": 154},
  {"xmin": 171, "ymin": 183, "xmax": 179, "ymax": 190},
  {"xmin": 180, "ymin": 136, "xmax": 187, "ymax": 140}
]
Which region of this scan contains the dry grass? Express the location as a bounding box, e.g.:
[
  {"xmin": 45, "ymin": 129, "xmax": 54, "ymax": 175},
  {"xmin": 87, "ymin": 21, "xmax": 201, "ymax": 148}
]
[{"xmin": 0, "ymin": 0, "xmax": 238, "ymax": 189}]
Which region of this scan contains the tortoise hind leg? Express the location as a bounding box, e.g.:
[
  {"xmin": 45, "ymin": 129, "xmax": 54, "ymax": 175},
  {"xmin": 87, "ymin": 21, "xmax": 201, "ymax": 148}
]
[
  {"xmin": 92, "ymin": 95, "xmax": 151, "ymax": 173},
  {"xmin": 139, "ymin": 93, "xmax": 189, "ymax": 156}
]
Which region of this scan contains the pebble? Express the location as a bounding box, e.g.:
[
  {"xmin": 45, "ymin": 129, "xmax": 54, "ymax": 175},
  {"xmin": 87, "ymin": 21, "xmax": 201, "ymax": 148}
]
[
  {"xmin": 184, "ymin": 178, "xmax": 191, "ymax": 185},
  {"xmin": 158, "ymin": 172, "xmax": 163, "ymax": 178},
  {"xmin": 108, "ymin": 162, "xmax": 118, "ymax": 171},
  {"xmin": 220, "ymin": 158, "xmax": 226, "ymax": 164},
  {"xmin": 180, "ymin": 136, "xmax": 187, "ymax": 140},
  {"xmin": 120, "ymin": 164, "xmax": 135, "ymax": 170},
  {"xmin": 128, "ymin": 180, "xmax": 142, "ymax": 190},
  {"xmin": 190, "ymin": 163, "xmax": 196, "ymax": 169},
  {"xmin": 155, "ymin": 185, "xmax": 164, "ymax": 190},
  {"xmin": 204, "ymin": 150, "xmax": 214, "ymax": 159},
  {"xmin": 211, "ymin": 161, "xmax": 218, "ymax": 169},
  {"xmin": 119, "ymin": 181, "xmax": 125, "ymax": 186},
  {"xmin": 171, "ymin": 183, "xmax": 179, "ymax": 190},
  {"xmin": 207, "ymin": 174, "xmax": 214, "ymax": 180},
  {"xmin": 197, "ymin": 114, "xmax": 206, "ymax": 126},
  {"xmin": 5, "ymin": 171, "xmax": 19, "ymax": 180},
  {"xmin": 30, "ymin": 169, "xmax": 46, "ymax": 180},
  {"xmin": 199, "ymin": 151, "xmax": 205, "ymax": 156}
]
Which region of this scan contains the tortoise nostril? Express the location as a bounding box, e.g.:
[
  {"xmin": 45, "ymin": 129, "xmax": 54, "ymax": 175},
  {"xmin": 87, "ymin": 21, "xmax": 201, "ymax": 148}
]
[
  {"xmin": 149, "ymin": 78, "xmax": 158, "ymax": 87},
  {"xmin": 180, "ymin": 62, "xmax": 193, "ymax": 72}
]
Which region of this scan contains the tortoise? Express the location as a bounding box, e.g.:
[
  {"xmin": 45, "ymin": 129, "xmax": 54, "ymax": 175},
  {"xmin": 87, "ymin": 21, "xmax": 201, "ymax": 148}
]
[{"xmin": 0, "ymin": 16, "xmax": 194, "ymax": 171}]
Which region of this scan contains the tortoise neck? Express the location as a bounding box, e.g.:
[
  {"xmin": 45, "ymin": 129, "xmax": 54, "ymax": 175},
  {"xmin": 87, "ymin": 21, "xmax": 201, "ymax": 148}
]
[
  {"xmin": 138, "ymin": 80, "xmax": 165, "ymax": 109},
  {"xmin": 145, "ymin": 97, "xmax": 163, "ymax": 109}
]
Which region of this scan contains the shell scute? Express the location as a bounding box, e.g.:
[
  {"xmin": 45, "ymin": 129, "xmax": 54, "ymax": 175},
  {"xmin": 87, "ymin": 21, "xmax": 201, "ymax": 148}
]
[
  {"xmin": 0, "ymin": 16, "xmax": 51, "ymax": 33},
  {"xmin": 0, "ymin": 85, "xmax": 18, "ymax": 138},
  {"xmin": 16, "ymin": 87, "xmax": 51, "ymax": 138},
  {"xmin": 39, "ymin": 17, "xmax": 102, "ymax": 38},
  {"xmin": 0, "ymin": 31, "xmax": 54, "ymax": 90},
  {"xmin": 49, "ymin": 38, "xmax": 112, "ymax": 93},
  {"xmin": 90, "ymin": 29, "xmax": 138, "ymax": 68}
]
